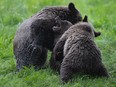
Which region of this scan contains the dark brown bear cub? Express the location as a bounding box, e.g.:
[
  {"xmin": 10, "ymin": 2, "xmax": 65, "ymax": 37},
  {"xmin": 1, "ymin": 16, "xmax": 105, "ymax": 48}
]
[
  {"xmin": 53, "ymin": 16, "xmax": 109, "ymax": 83},
  {"xmin": 13, "ymin": 3, "xmax": 82, "ymax": 71}
]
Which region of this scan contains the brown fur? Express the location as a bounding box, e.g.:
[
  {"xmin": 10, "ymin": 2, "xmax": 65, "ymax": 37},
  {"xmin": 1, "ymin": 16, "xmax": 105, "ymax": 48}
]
[
  {"xmin": 52, "ymin": 16, "xmax": 109, "ymax": 83},
  {"xmin": 13, "ymin": 3, "xmax": 82, "ymax": 71}
]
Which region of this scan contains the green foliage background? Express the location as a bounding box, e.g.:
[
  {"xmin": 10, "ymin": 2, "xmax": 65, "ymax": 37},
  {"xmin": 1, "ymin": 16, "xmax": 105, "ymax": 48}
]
[{"xmin": 0, "ymin": 0, "xmax": 116, "ymax": 87}]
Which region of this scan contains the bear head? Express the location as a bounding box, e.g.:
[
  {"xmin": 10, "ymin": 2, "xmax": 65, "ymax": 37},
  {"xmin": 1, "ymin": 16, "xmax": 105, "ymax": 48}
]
[
  {"xmin": 53, "ymin": 16, "xmax": 73, "ymax": 45},
  {"xmin": 57, "ymin": 2, "xmax": 82, "ymax": 24}
]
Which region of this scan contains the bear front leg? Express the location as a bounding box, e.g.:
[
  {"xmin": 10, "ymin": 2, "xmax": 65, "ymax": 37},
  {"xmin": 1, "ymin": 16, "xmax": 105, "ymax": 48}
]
[
  {"xmin": 53, "ymin": 36, "xmax": 67, "ymax": 61},
  {"xmin": 49, "ymin": 53, "xmax": 61, "ymax": 73},
  {"xmin": 50, "ymin": 36, "xmax": 67, "ymax": 72}
]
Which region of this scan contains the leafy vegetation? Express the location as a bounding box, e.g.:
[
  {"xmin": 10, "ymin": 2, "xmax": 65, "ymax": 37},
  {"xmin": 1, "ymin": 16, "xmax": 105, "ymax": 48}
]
[{"xmin": 0, "ymin": 0, "xmax": 115, "ymax": 87}]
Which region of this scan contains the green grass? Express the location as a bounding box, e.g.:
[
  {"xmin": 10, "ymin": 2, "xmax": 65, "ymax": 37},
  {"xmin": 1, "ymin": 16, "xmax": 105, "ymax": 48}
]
[{"xmin": 0, "ymin": 0, "xmax": 116, "ymax": 87}]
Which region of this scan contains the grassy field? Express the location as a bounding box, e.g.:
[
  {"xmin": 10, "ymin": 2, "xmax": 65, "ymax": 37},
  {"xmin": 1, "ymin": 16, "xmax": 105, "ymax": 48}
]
[{"xmin": 0, "ymin": 0, "xmax": 116, "ymax": 87}]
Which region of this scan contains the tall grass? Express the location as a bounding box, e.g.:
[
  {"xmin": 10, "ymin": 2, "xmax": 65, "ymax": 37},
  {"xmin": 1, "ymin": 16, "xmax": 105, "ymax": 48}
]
[{"xmin": 0, "ymin": 0, "xmax": 115, "ymax": 87}]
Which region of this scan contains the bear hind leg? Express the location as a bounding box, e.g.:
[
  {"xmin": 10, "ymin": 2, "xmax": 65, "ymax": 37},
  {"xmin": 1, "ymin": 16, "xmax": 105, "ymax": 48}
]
[
  {"xmin": 28, "ymin": 44, "xmax": 47, "ymax": 70},
  {"xmin": 60, "ymin": 65, "xmax": 73, "ymax": 83},
  {"xmin": 88, "ymin": 64, "xmax": 109, "ymax": 78}
]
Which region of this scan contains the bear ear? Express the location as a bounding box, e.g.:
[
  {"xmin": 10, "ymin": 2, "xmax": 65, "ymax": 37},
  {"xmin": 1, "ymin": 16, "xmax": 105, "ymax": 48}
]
[
  {"xmin": 68, "ymin": 2, "xmax": 76, "ymax": 11},
  {"xmin": 94, "ymin": 31, "xmax": 101, "ymax": 37},
  {"xmin": 83, "ymin": 15, "xmax": 88, "ymax": 22}
]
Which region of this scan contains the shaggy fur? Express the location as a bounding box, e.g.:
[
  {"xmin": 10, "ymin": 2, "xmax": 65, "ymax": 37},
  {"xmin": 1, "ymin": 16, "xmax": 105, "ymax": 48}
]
[
  {"xmin": 13, "ymin": 3, "xmax": 82, "ymax": 71},
  {"xmin": 52, "ymin": 16, "xmax": 109, "ymax": 83},
  {"xmin": 50, "ymin": 16, "xmax": 101, "ymax": 72}
]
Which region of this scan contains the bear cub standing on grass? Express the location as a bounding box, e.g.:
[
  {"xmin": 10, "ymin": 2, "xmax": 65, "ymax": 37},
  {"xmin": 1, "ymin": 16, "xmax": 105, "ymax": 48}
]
[
  {"xmin": 13, "ymin": 3, "xmax": 82, "ymax": 71},
  {"xmin": 53, "ymin": 16, "xmax": 109, "ymax": 83},
  {"xmin": 50, "ymin": 16, "xmax": 101, "ymax": 72}
]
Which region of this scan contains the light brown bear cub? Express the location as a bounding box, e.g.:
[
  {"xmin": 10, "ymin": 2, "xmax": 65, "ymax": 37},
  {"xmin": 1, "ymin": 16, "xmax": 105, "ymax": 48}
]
[
  {"xmin": 53, "ymin": 16, "xmax": 109, "ymax": 83},
  {"xmin": 50, "ymin": 16, "xmax": 101, "ymax": 72}
]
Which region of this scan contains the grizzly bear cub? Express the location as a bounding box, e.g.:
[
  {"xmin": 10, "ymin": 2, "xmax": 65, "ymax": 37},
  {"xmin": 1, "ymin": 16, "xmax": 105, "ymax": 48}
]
[
  {"xmin": 13, "ymin": 3, "xmax": 82, "ymax": 71},
  {"xmin": 52, "ymin": 16, "xmax": 109, "ymax": 83},
  {"xmin": 50, "ymin": 16, "xmax": 101, "ymax": 72}
]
